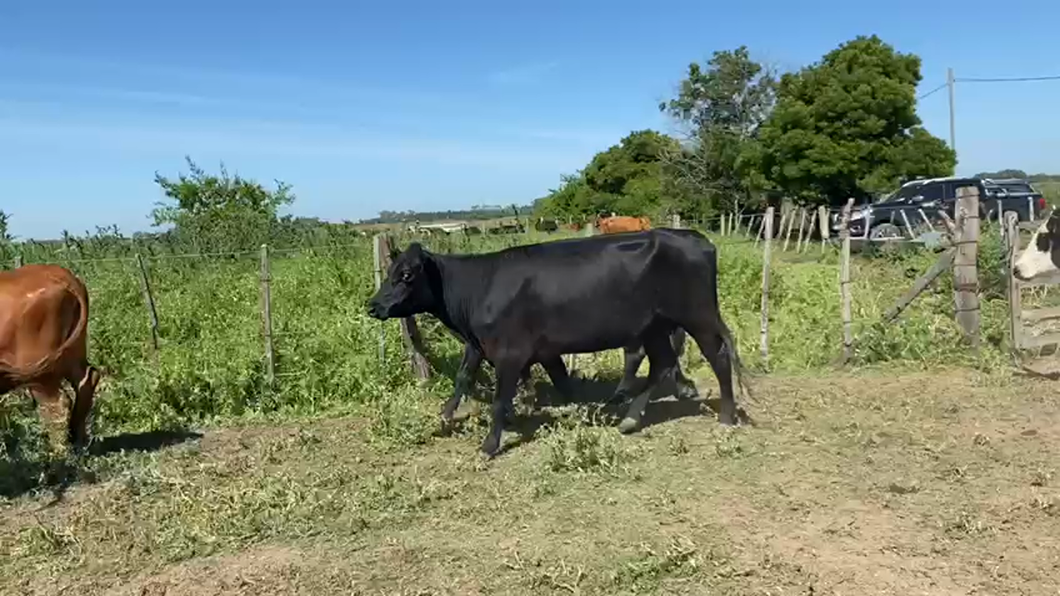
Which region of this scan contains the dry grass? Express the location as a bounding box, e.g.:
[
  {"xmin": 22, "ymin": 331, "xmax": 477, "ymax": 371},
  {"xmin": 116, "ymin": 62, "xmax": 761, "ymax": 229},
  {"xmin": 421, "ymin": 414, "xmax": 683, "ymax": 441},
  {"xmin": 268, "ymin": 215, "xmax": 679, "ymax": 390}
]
[{"xmin": 3, "ymin": 365, "xmax": 1060, "ymax": 595}]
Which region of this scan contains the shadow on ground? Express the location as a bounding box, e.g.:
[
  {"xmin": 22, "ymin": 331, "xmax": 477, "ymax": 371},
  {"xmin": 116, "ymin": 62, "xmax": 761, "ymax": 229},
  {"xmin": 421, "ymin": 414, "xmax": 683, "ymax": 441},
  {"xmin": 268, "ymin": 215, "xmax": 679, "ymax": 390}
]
[
  {"xmin": 452, "ymin": 369, "xmax": 752, "ymax": 456},
  {"xmin": 0, "ymin": 428, "xmax": 202, "ymax": 501}
]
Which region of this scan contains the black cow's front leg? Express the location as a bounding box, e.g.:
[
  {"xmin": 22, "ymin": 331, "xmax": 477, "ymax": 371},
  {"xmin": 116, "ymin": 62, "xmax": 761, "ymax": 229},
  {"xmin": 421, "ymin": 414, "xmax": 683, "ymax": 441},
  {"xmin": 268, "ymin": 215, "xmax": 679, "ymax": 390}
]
[
  {"xmin": 540, "ymin": 356, "xmax": 575, "ymax": 403},
  {"xmin": 441, "ymin": 342, "xmax": 483, "ymax": 423},
  {"xmin": 614, "ymin": 344, "xmax": 646, "ymax": 404},
  {"xmin": 481, "ymin": 362, "xmax": 520, "ymax": 457}
]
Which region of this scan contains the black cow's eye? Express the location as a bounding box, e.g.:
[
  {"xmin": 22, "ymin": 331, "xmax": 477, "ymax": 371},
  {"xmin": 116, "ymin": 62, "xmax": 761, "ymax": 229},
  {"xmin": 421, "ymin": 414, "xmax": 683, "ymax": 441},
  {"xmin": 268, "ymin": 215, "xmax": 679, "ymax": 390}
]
[{"xmin": 401, "ymin": 270, "xmax": 413, "ymax": 283}]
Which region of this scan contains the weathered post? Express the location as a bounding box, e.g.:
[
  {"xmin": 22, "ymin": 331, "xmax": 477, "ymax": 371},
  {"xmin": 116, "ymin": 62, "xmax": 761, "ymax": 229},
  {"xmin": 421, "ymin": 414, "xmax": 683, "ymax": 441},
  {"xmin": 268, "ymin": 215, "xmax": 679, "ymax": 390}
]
[
  {"xmin": 839, "ymin": 198, "xmax": 855, "ymax": 363},
  {"xmin": 783, "ymin": 206, "xmax": 799, "ymax": 251},
  {"xmin": 795, "ymin": 208, "xmax": 808, "ymax": 252},
  {"xmin": 135, "ymin": 253, "xmax": 161, "ymax": 352},
  {"xmin": 953, "ymin": 186, "xmax": 981, "ymax": 349},
  {"xmin": 817, "ymin": 205, "xmax": 829, "ymax": 253},
  {"xmin": 373, "ymin": 234, "xmax": 386, "ymax": 362},
  {"xmin": 1005, "ymin": 211, "xmax": 1022, "ymax": 354},
  {"xmin": 760, "ymin": 206, "xmax": 774, "ymax": 364},
  {"xmin": 13, "ymin": 255, "xmax": 22, "ymax": 269},
  {"xmin": 259, "ymin": 244, "xmax": 276, "ymax": 388}
]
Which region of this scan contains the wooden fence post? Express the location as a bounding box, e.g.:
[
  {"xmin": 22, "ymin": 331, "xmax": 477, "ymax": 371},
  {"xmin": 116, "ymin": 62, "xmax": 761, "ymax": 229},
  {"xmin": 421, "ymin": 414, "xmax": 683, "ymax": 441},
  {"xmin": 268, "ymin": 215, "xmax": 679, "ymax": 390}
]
[
  {"xmin": 135, "ymin": 253, "xmax": 161, "ymax": 352},
  {"xmin": 754, "ymin": 212, "xmax": 766, "ymax": 247},
  {"xmin": 13, "ymin": 255, "xmax": 22, "ymax": 268},
  {"xmin": 795, "ymin": 208, "xmax": 808, "ymax": 252},
  {"xmin": 259, "ymin": 244, "xmax": 276, "ymax": 389},
  {"xmin": 900, "ymin": 210, "xmax": 915, "ymax": 238},
  {"xmin": 1005, "ymin": 211, "xmax": 1022, "ymax": 354},
  {"xmin": 376, "ymin": 235, "xmax": 432, "ymax": 380},
  {"xmin": 817, "ymin": 205, "xmax": 829, "ymax": 253},
  {"xmin": 671, "ymin": 213, "xmax": 681, "ymax": 228},
  {"xmin": 953, "ymin": 186, "xmax": 981, "ymax": 349},
  {"xmin": 760, "ymin": 206, "xmax": 774, "ymax": 365},
  {"xmin": 782, "ymin": 207, "xmax": 799, "ymax": 252},
  {"xmin": 839, "ymin": 198, "xmax": 855, "ymax": 364},
  {"xmin": 372, "ymin": 234, "xmax": 386, "ymax": 363}
]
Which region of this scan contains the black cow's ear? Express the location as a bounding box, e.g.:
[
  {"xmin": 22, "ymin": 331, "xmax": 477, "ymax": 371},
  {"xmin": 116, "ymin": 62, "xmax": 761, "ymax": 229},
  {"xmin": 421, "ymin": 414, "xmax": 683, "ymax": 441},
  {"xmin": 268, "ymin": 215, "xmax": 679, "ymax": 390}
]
[{"xmin": 407, "ymin": 242, "xmax": 424, "ymax": 259}]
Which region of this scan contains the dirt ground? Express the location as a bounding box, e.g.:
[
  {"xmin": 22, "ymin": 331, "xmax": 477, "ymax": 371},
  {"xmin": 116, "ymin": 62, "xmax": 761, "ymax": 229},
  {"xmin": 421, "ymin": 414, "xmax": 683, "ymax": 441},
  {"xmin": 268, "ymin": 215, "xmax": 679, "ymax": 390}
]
[{"xmin": 3, "ymin": 366, "xmax": 1060, "ymax": 595}]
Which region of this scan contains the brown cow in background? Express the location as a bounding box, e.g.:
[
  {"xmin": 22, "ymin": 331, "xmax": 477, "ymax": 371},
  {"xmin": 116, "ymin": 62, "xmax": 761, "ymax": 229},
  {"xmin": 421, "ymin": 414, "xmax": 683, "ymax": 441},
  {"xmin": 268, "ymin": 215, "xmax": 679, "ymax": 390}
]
[
  {"xmin": 0, "ymin": 264, "xmax": 101, "ymax": 452},
  {"xmin": 596, "ymin": 215, "xmax": 652, "ymax": 234}
]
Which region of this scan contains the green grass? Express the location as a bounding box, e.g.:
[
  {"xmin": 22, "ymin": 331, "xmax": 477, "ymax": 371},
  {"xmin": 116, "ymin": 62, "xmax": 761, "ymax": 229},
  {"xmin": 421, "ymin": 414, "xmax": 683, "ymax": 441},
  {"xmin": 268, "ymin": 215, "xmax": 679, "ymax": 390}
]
[
  {"xmin": 0, "ymin": 227, "xmax": 1028, "ymax": 433},
  {"xmin": 4, "ymin": 224, "xmax": 1060, "ymax": 594}
]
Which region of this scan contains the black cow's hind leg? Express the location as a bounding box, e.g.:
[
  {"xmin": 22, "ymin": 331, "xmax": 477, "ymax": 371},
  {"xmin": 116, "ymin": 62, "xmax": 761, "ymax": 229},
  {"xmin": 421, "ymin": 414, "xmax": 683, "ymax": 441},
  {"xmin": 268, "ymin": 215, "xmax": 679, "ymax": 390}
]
[
  {"xmin": 541, "ymin": 356, "xmax": 575, "ymax": 404},
  {"xmin": 686, "ymin": 325, "xmax": 737, "ymax": 425},
  {"xmin": 617, "ymin": 330, "xmax": 679, "ymax": 434},
  {"xmin": 669, "ymin": 329, "xmax": 699, "ymax": 401},
  {"xmin": 441, "ymin": 343, "xmax": 483, "ymax": 424},
  {"xmin": 481, "ymin": 361, "xmax": 521, "ymax": 457}
]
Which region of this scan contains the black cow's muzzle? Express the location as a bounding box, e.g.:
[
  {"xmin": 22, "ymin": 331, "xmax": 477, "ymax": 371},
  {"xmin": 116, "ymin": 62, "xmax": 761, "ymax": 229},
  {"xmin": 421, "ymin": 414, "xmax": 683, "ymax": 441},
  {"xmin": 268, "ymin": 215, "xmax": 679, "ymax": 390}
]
[{"xmin": 367, "ymin": 300, "xmax": 387, "ymax": 320}]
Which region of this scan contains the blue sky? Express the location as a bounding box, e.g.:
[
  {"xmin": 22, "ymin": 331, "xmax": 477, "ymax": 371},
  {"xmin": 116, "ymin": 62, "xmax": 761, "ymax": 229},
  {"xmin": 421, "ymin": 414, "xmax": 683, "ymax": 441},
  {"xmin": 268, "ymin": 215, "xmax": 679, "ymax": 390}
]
[{"xmin": 2, "ymin": 0, "xmax": 1059, "ymax": 240}]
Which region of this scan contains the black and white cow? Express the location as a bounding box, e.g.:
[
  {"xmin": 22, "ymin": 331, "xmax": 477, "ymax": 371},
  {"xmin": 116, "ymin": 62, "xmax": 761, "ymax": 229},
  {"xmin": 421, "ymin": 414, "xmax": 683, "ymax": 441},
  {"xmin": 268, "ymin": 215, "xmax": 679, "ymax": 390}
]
[{"xmin": 1013, "ymin": 209, "xmax": 1060, "ymax": 282}]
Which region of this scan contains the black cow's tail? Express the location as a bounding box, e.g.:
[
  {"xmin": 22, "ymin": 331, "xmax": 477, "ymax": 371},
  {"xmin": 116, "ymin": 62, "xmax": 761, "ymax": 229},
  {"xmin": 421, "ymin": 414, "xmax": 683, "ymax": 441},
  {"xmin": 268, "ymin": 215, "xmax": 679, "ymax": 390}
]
[{"xmin": 716, "ymin": 316, "xmax": 753, "ymax": 402}]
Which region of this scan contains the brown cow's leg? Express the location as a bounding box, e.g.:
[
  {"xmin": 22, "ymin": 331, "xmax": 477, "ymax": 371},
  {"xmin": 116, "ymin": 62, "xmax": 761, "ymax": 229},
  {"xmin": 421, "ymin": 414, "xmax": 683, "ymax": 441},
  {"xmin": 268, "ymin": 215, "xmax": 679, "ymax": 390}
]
[
  {"xmin": 29, "ymin": 382, "xmax": 72, "ymax": 455},
  {"xmin": 68, "ymin": 361, "xmax": 101, "ymax": 451}
]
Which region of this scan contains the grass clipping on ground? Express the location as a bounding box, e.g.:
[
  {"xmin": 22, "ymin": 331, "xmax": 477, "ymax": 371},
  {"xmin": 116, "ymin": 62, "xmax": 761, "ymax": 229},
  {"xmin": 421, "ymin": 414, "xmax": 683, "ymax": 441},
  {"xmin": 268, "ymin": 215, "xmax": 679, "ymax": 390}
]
[{"xmin": 4, "ymin": 367, "xmax": 1060, "ymax": 595}]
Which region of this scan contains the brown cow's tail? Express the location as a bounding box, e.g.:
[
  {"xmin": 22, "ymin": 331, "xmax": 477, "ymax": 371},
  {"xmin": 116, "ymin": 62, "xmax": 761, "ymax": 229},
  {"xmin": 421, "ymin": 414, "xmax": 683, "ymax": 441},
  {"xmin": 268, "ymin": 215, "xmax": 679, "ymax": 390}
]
[{"xmin": 8, "ymin": 274, "xmax": 89, "ymax": 384}]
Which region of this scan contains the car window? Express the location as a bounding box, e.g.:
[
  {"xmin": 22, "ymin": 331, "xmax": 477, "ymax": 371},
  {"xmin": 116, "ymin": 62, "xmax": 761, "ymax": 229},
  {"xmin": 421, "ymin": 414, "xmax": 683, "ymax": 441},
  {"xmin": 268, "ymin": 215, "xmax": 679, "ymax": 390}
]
[
  {"xmin": 914, "ymin": 184, "xmax": 945, "ymax": 202},
  {"xmin": 877, "ymin": 185, "xmax": 914, "ymax": 203},
  {"xmin": 985, "ymin": 182, "xmax": 1035, "ymax": 196}
]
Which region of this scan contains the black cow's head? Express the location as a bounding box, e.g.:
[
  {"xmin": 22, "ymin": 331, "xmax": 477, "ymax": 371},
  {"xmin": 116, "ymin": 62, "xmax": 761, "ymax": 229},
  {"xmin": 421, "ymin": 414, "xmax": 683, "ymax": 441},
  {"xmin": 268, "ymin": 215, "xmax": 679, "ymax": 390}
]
[
  {"xmin": 368, "ymin": 242, "xmax": 437, "ymax": 320},
  {"xmin": 1014, "ymin": 208, "xmax": 1060, "ymax": 281}
]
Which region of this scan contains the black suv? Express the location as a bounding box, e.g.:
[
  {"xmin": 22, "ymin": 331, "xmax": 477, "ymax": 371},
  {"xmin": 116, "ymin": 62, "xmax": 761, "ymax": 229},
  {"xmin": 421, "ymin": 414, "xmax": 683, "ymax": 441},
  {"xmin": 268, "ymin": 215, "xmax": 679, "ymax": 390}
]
[{"xmin": 832, "ymin": 176, "xmax": 1047, "ymax": 239}]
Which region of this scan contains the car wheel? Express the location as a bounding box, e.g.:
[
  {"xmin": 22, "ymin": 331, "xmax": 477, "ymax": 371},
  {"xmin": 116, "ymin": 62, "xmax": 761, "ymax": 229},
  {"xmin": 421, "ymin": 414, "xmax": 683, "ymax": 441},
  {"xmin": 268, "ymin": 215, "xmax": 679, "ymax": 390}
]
[{"xmin": 869, "ymin": 223, "xmax": 903, "ymax": 240}]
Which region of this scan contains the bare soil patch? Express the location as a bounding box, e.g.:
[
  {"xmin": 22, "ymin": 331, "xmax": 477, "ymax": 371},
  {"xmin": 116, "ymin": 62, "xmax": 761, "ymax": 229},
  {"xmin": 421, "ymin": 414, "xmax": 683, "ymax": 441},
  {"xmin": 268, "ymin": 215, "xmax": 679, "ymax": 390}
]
[{"xmin": 3, "ymin": 367, "xmax": 1060, "ymax": 595}]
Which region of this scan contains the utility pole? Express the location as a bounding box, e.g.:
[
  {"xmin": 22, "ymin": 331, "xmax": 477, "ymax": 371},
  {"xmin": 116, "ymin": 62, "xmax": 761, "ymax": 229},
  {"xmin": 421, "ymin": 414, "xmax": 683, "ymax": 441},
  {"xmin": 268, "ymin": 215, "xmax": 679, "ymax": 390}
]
[{"xmin": 947, "ymin": 67, "xmax": 956, "ymax": 150}]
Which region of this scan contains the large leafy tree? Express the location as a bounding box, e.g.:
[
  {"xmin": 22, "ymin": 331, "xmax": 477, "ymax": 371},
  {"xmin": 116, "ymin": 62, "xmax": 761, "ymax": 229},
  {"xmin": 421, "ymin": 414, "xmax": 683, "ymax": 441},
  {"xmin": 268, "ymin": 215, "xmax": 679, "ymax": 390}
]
[
  {"xmin": 535, "ymin": 130, "xmax": 679, "ymax": 220},
  {"xmin": 756, "ymin": 35, "xmax": 956, "ymax": 204},
  {"xmin": 659, "ymin": 46, "xmax": 777, "ymax": 217},
  {"xmin": 151, "ymin": 156, "xmax": 295, "ymax": 252}
]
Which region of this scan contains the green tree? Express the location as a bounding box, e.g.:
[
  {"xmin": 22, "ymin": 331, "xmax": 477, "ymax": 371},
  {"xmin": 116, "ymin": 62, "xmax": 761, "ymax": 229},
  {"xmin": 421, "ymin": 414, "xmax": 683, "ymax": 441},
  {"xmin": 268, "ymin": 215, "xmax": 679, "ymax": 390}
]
[
  {"xmin": 756, "ymin": 35, "xmax": 956, "ymax": 205},
  {"xmin": 535, "ymin": 130, "xmax": 679, "ymax": 220},
  {"xmin": 151, "ymin": 156, "xmax": 295, "ymax": 252},
  {"xmin": 974, "ymin": 169, "xmax": 1029, "ymax": 179},
  {"xmin": 0, "ymin": 210, "xmax": 11, "ymax": 244},
  {"xmin": 659, "ymin": 46, "xmax": 777, "ymax": 218}
]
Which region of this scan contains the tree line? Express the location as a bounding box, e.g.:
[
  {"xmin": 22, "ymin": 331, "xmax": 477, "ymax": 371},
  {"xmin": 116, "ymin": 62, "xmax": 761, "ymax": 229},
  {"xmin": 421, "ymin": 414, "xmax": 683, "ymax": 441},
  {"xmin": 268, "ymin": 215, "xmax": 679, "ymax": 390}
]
[{"xmin": 533, "ymin": 35, "xmax": 960, "ymax": 223}]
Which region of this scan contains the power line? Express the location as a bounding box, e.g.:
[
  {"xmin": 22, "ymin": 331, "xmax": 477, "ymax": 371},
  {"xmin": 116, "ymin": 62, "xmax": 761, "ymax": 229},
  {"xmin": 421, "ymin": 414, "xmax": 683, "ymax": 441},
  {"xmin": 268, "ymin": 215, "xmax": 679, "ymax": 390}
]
[
  {"xmin": 918, "ymin": 82, "xmax": 947, "ymax": 100},
  {"xmin": 956, "ymin": 74, "xmax": 1060, "ymax": 83}
]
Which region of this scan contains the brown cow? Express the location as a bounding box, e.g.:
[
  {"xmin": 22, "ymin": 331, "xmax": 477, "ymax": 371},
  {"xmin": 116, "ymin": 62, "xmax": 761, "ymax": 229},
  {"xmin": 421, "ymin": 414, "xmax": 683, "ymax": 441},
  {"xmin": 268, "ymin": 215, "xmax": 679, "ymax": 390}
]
[
  {"xmin": 0, "ymin": 264, "xmax": 101, "ymax": 452},
  {"xmin": 596, "ymin": 215, "xmax": 652, "ymax": 234}
]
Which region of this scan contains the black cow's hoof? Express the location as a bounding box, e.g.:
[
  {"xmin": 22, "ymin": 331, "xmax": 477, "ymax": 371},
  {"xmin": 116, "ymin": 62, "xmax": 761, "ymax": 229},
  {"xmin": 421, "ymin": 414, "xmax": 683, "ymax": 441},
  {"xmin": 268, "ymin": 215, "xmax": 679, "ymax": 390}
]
[
  {"xmin": 479, "ymin": 436, "xmax": 501, "ymax": 458},
  {"xmin": 676, "ymin": 385, "xmax": 700, "ymax": 401},
  {"xmin": 617, "ymin": 416, "xmax": 641, "ymax": 434}
]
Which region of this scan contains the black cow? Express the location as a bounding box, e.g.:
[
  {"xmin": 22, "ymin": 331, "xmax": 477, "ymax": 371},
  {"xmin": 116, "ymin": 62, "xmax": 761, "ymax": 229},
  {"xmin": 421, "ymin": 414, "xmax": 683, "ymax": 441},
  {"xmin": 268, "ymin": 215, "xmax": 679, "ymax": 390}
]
[{"xmin": 367, "ymin": 228, "xmax": 747, "ymax": 456}]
